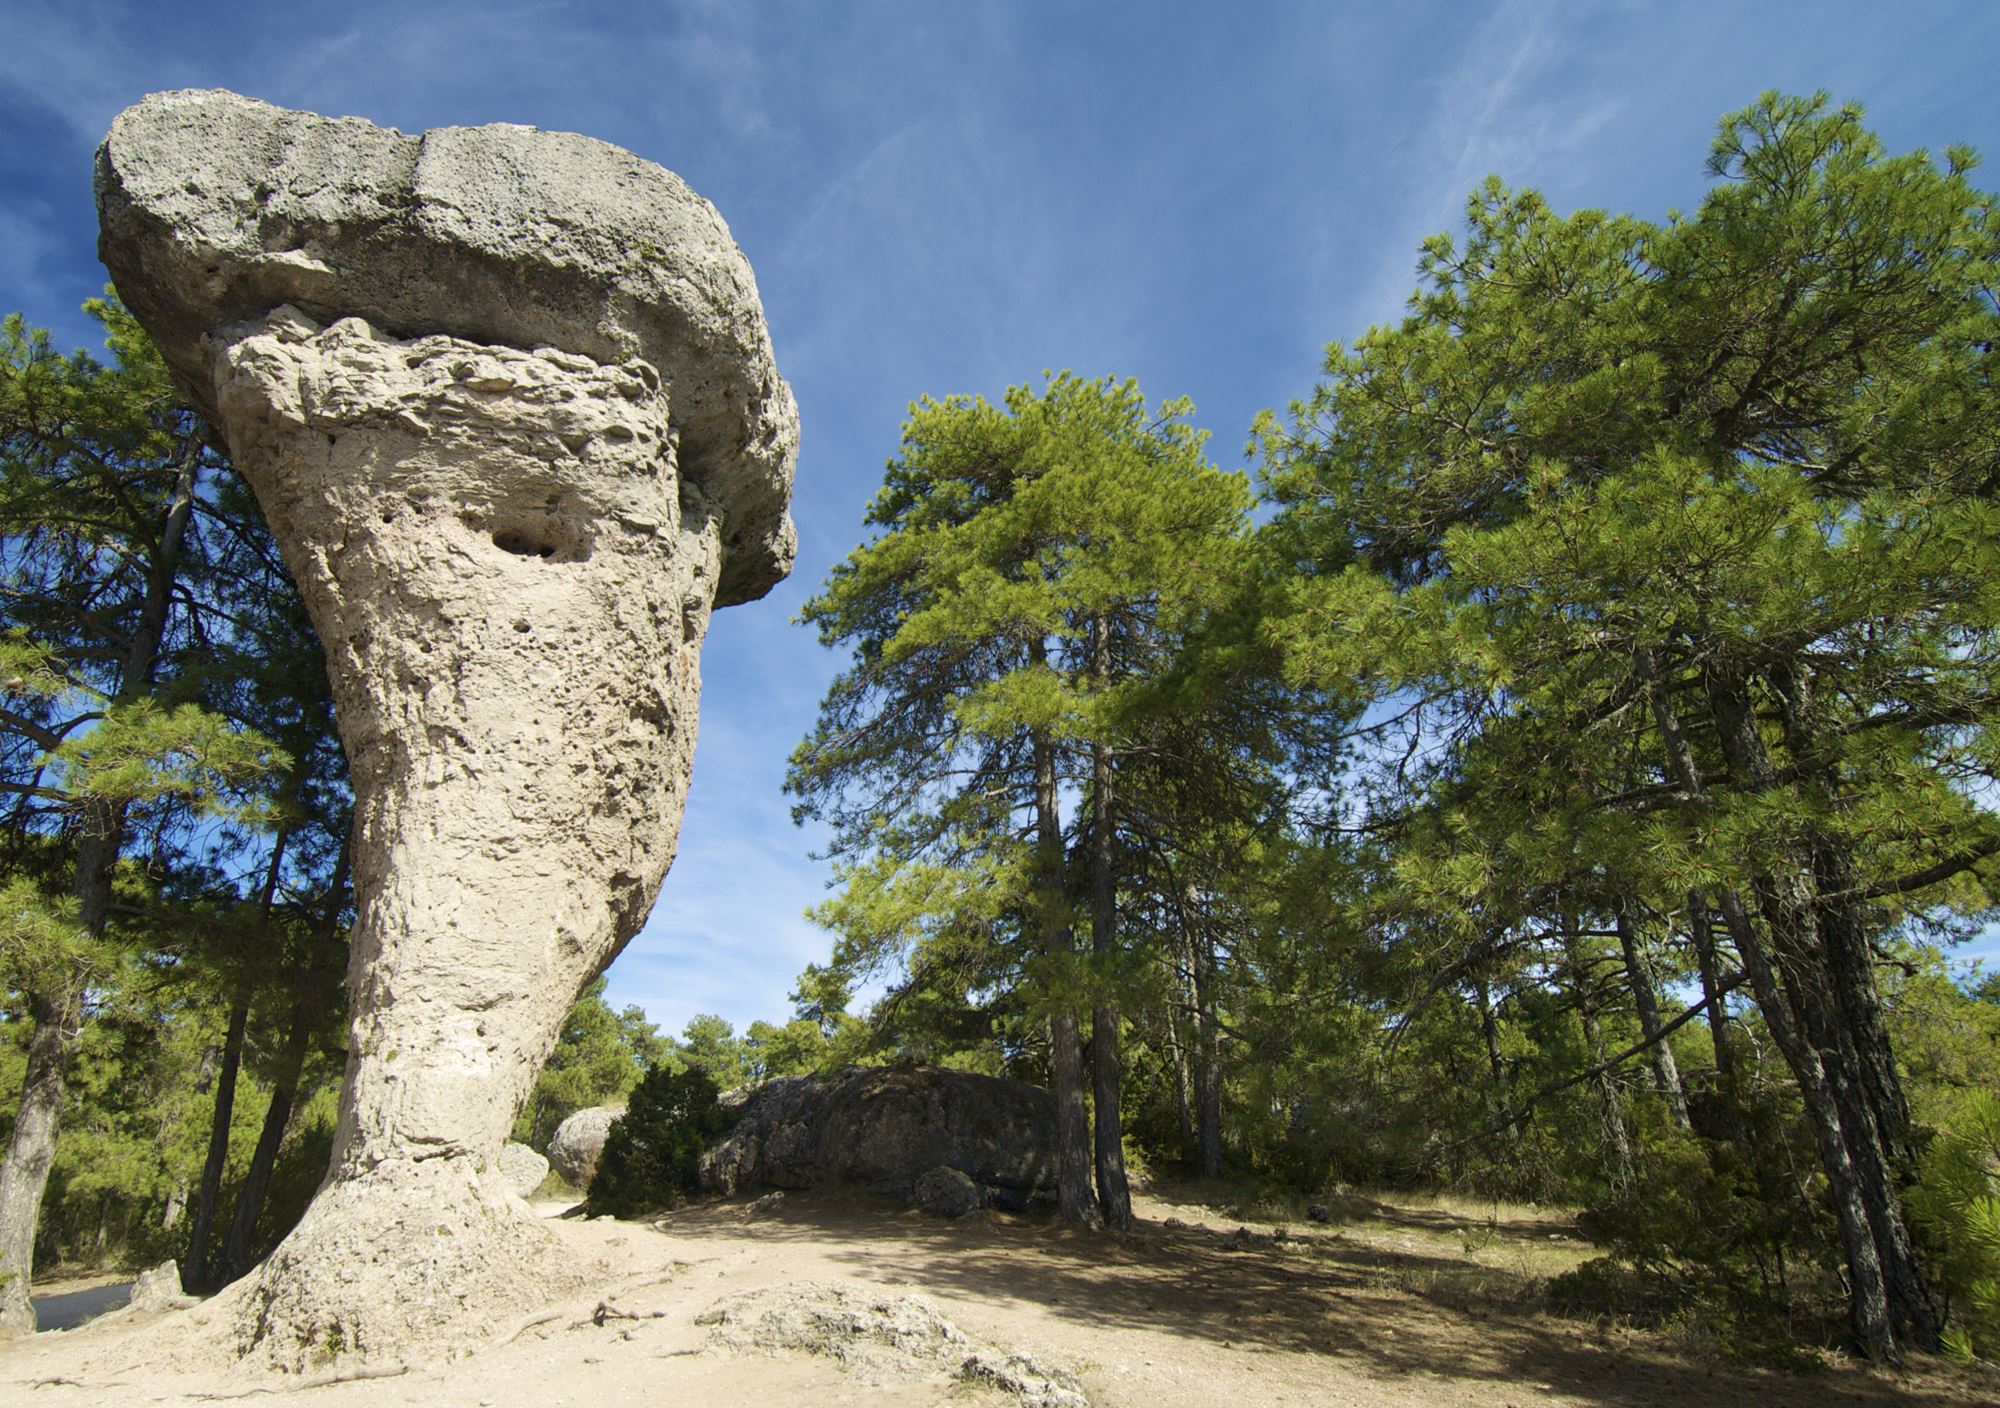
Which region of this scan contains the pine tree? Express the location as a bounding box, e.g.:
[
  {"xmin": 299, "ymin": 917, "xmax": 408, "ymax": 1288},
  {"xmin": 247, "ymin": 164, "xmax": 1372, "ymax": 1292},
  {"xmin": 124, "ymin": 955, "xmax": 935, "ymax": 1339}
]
[
  {"xmin": 790, "ymin": 373, "xmax": 1250, "ymax": 1225},
  {"xmin": 1259, "ymin": 92, "xmax": 1999, "ymax": 1359},
  {"xmin": 0, "ymin": 303, "xmax": 290, "ymax": 1331}
]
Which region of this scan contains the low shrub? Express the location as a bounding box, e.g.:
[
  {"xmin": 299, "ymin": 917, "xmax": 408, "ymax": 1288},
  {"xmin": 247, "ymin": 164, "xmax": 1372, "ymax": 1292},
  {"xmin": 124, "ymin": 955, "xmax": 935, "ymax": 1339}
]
[
  {"xmin": 585, "ymin": 1063, "xmax": 735, "ymax": 1217},
  {"xmin": 1908, "ymin": 1091, "xmax": 2000, "ymax": 1362}
]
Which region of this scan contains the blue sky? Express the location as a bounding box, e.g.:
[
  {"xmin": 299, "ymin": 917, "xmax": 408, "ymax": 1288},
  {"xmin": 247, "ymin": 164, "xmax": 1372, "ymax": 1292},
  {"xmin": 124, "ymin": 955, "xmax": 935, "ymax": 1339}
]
[{"xmin": 4, "ymin": 1, "xmax": 1997, "ymax": 1035}]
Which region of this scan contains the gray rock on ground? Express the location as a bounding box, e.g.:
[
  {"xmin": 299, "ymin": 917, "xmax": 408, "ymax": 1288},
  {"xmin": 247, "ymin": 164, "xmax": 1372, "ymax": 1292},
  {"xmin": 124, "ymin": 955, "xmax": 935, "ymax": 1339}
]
[
  {"xmin": 127, "ymin": 1259, "xmax": 190, "ymax": 1312},
  {"xmin": 911, "ymin": 1165, "xmax": 983, "ymax": 1219},
  {"xmin": 697, "ymin": 1280, "xmax": 1087, "ymax": 1408},
  {"xmin": 95, "ymin": 89, "xmax": 797, "ymax": 1368},
  {"xmin": 547, "ymin": 1104, "xmax": 625, "ymax": 1188},
  {"xmin": 698, "ymin": 1067, "xmax": 1057, "ymax": 1204},
  {"xmin": 498, "ymin": 1143, "xmax": 549, "ymax": 1198}
]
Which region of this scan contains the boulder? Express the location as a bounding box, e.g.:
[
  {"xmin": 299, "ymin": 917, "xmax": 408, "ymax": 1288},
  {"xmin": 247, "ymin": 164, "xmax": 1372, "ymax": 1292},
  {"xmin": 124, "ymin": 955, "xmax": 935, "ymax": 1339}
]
[
  {"xmin": 911, "ymin": 1165, "xmax": 983, "ymax": 1219},
  {"xmin": 698, "ymin": 1067, "xmax": 1056, "ymax": 1203},
  {"xmin": 547, "ymin": 1104, "xmax": 625, "ymax": 1187},
  {"xmin": 96, "ymin": 90, "xmax": 796, "ymax": 1368},
  {"xmin": 697, "ymin": 1280, "xmax": 1087, "ymax": 1408},
  {"xmin": 127, "ymin": 1259, "xmax": 190, "ymax": 1312},
  {"xmin": 497, "ymin": 1142, "xmax": 549, "ymax": 1198}
]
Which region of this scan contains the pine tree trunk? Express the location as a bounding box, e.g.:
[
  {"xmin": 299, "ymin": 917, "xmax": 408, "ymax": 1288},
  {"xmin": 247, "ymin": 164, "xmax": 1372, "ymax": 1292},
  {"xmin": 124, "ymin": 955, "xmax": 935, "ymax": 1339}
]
[
  {"xmin": 191, "ymin": 820, "xmax": 293, "ymax": 1291},
  {"xmin": 1614, "ymin": 903, "xmax": 1690, "ymax": 1128},
  {"xmin": 1032, "ymin": 719, "xmax": 1099, "ymax": 1228},
  {"xmin": 219, "ymin": 1085, "xmax": 294, "ymax": 1288},
  {"xmin": 1168, "ymin": 1009, "xmax": 1196, "ymax": 1166},
  {"xmin": 1722, "ymin": 887, "xmax": 1900, "ymax": 1360},
  {"xmin": 1475, "ymin": 977, "xmax": 1522, "ymax": 1151},
  {"xmin": 1685, "ymin": 892, "xmax": 1738, "ymax": 1093},
  {"xmin": 1646, "ymin": 643, "xmax": 1937, "ymax": 1356},
  {"xmin": 1087, "ymin": 620, "xmax": 1131, "ymax": 1228},
  {"xmin": 0, "ymin": 984, "xmax": 84, "ymax": 1335},
  {"xmin": 1565, "ymin": 929, "xmax": 1633, "ymax": 1186},
  {"xmin": 220, "ymin": 842, "xmax": 350, "ymax": 1286},
  {"xmin": 187, "ymin": 996, "xmax": 250, "ymax": 1292},
  {"xmin": 1186, "ymin": 905, "xmax": 1223, "ymax": 1181},
  {"xmin": 1767, "ymin": 661, "xmax": 1915, "ymax": 1166},
  {"xmin": 1703, "ymin": 660, "xmax": 1938, "ymax": 1357}
]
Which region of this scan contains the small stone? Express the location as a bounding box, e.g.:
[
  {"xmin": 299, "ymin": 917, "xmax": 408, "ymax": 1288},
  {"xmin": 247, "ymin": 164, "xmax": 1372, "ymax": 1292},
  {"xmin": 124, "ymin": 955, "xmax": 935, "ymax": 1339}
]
[
  {"xmin": 910, "ymin": 1166, "xmax": 982, "ymax": 1219},
  {"xmin": 127, "ymin": 1259, "xmax": 189, "ymax": 1311},
  {"xmin": 549, "ymin": 1105, "xmax": 625, "ymax": 1187},
  {"xmin": 497, "ymin": 1142, "xmax": 548, "ymax": 1198}
]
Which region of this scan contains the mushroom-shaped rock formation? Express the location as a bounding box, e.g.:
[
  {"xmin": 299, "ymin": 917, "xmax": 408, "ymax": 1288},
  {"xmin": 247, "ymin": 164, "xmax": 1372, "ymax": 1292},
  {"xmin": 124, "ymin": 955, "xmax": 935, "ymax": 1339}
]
[{"xmin": 96, "ymin": 90, "xmax": 798, "ymax": 1367}]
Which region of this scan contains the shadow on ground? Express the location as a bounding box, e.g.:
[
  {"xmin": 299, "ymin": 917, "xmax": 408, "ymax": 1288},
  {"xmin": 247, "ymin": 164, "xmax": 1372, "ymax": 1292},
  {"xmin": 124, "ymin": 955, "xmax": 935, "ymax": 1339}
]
[{"xmin": 658, "ymin": 1190, "xmax": 1993, "ymax": 1408}]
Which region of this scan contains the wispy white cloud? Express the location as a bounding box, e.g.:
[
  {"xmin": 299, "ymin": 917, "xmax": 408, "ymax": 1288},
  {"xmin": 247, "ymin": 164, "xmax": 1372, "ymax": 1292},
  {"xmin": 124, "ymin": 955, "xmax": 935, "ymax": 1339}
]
[
  {"xmin": 0, "ymin": 199, "xmax": 60, "ymax": 315},
  {"xmin": 1350, "ymin": 0, "xmax": 1625, "ymax": 329},
  {"xmin": 0, "ymin": 2, "xmax": 181, "ymax": 141}
]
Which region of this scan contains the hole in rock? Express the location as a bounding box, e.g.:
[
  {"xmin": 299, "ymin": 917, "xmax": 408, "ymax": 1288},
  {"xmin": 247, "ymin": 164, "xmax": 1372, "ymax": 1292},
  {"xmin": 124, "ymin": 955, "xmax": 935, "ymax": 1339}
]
[
  {"xmin": 475, "ymin": 510, "xmax": 592, "ymax": 564},
  {"xmin": 494, "ymin": 530, "xmax": 558, "ymax": 559}
]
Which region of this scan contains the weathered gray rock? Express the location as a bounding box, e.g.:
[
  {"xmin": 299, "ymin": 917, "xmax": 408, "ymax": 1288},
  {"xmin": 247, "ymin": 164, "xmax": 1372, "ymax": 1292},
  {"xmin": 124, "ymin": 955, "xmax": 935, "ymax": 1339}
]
[
  {"xmin": 96, "ymin": 89, "xmax": 796, "ymax": 606},
  {"xmin": 911, "ymin": 1165, "xmax": 983, "ymax": 1219},
  {"xmin": 95, "ymin": 90, "xmax": 796, "ymax": 1368},
  {"xmin": 697, "ymin": 1280, "xmax": 1087, "ymax": 1408},
  {"xmin": 698, "ymin": 1067, "xmax": 1056, "ymax": 1202},
  {"xmin": 498, "ymin": 1142, "xmax": 549, "ymax": 1198},
  {"xmin": 547, "ymin": 1103, "xmax": 625, "ymax": 1187},
  {"xmin": 127, "ymin": 1259, "xmax": 192, "ymax": 1312}
]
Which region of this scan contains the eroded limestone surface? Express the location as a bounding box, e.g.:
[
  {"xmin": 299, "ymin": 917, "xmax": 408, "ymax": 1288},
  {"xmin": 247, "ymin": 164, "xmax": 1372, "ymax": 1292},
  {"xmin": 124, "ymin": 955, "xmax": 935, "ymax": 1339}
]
[
  {"xmin": 95, "ymin": 91, "xmax": 797, "ymax": 1366},
  {"xmin": 97, "ymin": 87, "xmax": 796, "ymax": 605}
]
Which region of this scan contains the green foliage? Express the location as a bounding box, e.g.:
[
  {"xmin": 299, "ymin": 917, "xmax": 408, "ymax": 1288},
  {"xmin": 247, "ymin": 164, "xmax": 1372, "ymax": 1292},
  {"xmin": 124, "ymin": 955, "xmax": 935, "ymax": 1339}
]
[
  {"xmin": 1, "ymin": 297, "xmax": 353, "ymax": 1290},
  {"xmin": 676, "ymin": 1013, "xmax": 748, "ymax": 1088},
  {"xmin": 49, "ymin": 698, "xmax": 284, "ymax": 815},
  {"xmin": 1250, "ymin": 89, "xmax": 1998, "ymax": 1356},
  {"xmin": 1909, "ymin": 1092, "xmax": 2000, "ymax": 1361},
  {"xmin": 512, "ymin": 980, "xmax": 656, "ymax": 1149},
  {"xmin": 585, "ymin": 1064, "xmax": 735, "ymax": 1218},
  {"xmin": 743, "ymin": 1018, "xmax": 829, "ymax": 1081},
  {"xmin": 789, "ymin": 369, "xmax": 1276, "ymax": 1140}
]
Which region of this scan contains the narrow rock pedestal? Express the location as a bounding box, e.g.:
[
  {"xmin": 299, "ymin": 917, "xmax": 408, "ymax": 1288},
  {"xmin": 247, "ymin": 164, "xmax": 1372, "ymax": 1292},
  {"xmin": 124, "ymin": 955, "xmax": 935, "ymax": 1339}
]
[
  {"xmin": 97, "ymin": 91, "xmax": 797, "ymax": 1367},
  {"xmin": 217, "ymin": 312, "xmax": 714, "ymax": 1363}
]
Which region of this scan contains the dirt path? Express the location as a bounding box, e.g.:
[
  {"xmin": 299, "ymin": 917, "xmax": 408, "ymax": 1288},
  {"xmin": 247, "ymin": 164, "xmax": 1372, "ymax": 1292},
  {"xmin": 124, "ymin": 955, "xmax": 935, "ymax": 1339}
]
[{"xmin": 1, "ymin": 1190, "xmax": 1990, "ymax": 1407}]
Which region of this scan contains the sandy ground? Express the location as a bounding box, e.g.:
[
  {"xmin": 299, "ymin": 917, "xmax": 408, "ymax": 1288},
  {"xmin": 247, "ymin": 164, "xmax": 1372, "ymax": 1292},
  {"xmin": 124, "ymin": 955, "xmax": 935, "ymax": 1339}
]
[{"xmin": 3, "ymin": 1188, "xmax": 1993, "ymax": 1407}]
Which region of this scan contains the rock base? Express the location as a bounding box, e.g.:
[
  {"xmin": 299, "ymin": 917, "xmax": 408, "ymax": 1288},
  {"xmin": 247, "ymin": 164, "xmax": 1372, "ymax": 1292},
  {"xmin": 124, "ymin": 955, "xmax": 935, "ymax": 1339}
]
[{"xmin": 234, "ymin": 1160, "xmax": 580, "ymax": 1370}]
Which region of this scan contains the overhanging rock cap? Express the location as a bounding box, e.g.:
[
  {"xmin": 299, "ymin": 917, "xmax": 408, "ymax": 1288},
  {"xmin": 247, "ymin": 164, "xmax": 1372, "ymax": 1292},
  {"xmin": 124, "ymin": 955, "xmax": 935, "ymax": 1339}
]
[{"xmin": 95, "ymin": 88, "xmax": 797, "ymax": 607}]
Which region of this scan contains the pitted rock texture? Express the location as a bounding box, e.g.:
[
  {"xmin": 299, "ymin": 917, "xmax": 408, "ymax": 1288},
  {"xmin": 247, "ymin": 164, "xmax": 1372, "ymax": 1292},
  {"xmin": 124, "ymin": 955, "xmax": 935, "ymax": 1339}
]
[
  {"xmin": 911, "ymin": 1165, "xmax": 984, "ymax": 1218},
  {"xmin": 697, "ymin": 1280, "xmax": 1088, "ymax": 1408},
  {"xmin": 699, "ymin": 1067, "xmax": 1057, "ymax": 1201},
  {"xmin": 548, "ymin": 1103, "xmax": 625, "ymax": 1187},
  {"xmin": 211, "ymin": 311, "xmax": 717, "ymax": 1175},
  {"xmin": 96, "ymin": 89, "xmax": 796, "ymax": 1366},
  {"xmin": 96, "ymin": 88, "xmax": 796, "ymax": 606},
  {"xmin": 203, "ymin": 310, "xmax": 719, "ymax": 1362}
]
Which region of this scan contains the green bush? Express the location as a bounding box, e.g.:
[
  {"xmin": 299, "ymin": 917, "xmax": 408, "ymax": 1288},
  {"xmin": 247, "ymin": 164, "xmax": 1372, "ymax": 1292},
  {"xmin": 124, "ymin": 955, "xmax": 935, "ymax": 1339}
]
[
  {"xmin": 1556, "ymin": 1087, "xmax": 1846, "ymax": 1364},
  {"xmin": 1908, "ymin": 1091, "xmax": 2000, "ymax": 1362},
  {"xmin": 585, "ymin": 1063, "xmax": 735, "ymax": 1218}
]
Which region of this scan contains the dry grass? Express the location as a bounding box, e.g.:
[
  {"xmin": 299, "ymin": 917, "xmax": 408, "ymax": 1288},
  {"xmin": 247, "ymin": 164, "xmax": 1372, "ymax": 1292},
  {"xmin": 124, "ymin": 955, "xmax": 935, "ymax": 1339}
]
[{"xmin": 1142, "ymin": 1176, "xmax": 1593, "ymax": 1315}]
